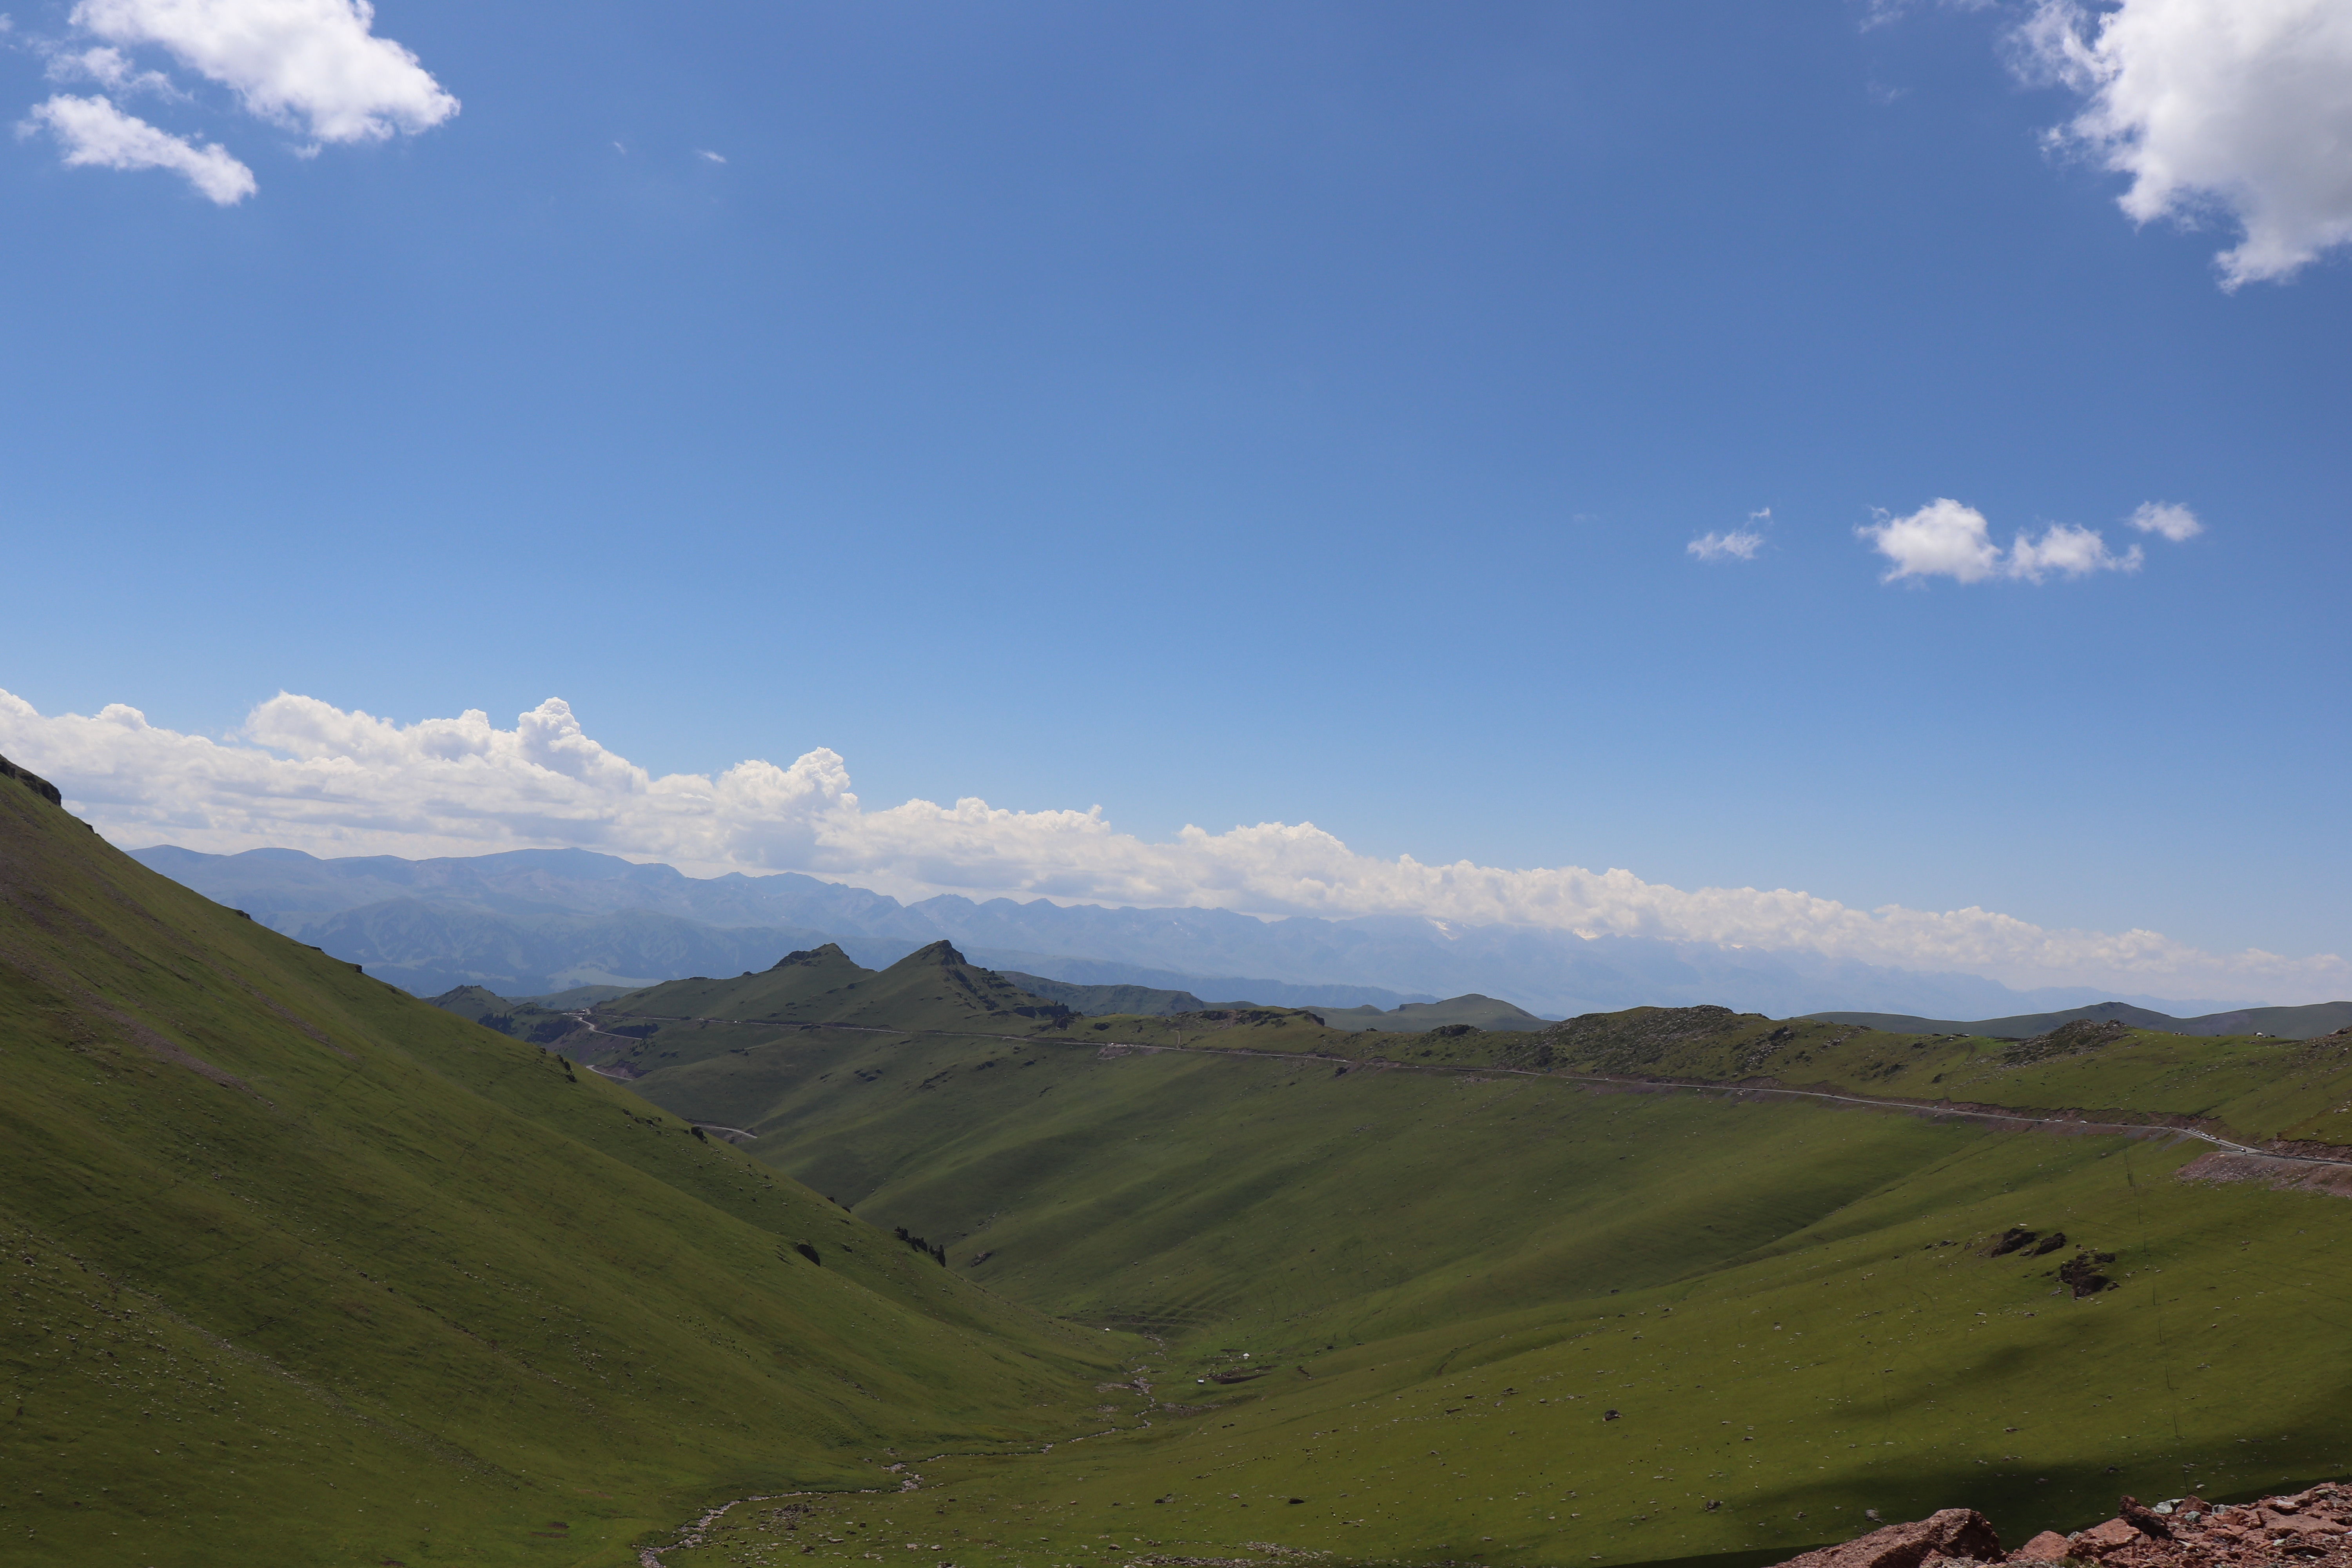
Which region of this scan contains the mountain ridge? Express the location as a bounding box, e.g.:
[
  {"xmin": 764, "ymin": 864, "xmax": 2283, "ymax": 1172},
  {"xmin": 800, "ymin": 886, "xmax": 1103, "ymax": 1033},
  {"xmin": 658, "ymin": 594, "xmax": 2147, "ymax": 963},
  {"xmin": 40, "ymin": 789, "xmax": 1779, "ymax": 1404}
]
[{"xmin": 130, "ymin": 843, "xmax": 2271, "ymax": 1019}]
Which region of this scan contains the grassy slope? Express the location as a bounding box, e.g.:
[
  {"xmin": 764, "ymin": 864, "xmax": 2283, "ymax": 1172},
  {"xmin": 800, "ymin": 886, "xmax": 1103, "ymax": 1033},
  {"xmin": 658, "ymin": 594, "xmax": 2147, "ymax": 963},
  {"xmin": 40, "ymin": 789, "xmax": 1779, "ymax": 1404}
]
[
  {"xmin": 0, "ymin": 779, "xmax": 1122, "ymax": 1566},
  {"xmin": 996, "ymin": 973, "xmax": 1209, "ymax": 1018},
  {"xmin": 1809, "ymin": 1002, "xmax": 2352, "ymax": 1042},
  {"xmin": 1315, "ymin": 994, "xmax": 1551, "ymax": 1033},
  {"xmin": 1458, "ymin": 1008, "xmax": 2352, "ymax": 1149},
  {"xmin": 584, "ymin": 1004, "xmax": 2352, "ymax": 1568}
]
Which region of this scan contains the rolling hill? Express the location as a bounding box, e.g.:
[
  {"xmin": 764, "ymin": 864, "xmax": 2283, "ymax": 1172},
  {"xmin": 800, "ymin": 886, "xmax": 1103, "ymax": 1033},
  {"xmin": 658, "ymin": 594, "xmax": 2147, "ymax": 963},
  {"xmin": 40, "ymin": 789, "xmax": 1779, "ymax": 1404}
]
[
  {"xmin": 565, "ymin": 981, "xmax": 2352, "ymax": 1568},
  {"xmin": 1807, "ymin": 998, "xmax": 2352, "ymax": 1042},
  {"xmin": 993, "ymin": 971, "xmax": 1210, "ymax": 1016},
  {"xmin": 1312, "ymin": 991, "xmax": 1549, "ymax": 1032},
  {"xmin": 0, "ymin": 757, "xmax": 1123, "ymax": 1566},
  {"xmin": 35, "ymin": 787, "xmax": 2352, "ymax": 1568}
]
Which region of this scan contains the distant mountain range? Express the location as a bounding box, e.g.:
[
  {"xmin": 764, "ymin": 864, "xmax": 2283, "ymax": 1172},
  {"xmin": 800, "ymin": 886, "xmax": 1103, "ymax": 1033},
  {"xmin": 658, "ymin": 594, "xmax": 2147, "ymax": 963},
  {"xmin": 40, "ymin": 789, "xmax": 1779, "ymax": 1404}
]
[{"xmin": 131, "ymin": 843, "xmax": 2268, "ymax": 1020}]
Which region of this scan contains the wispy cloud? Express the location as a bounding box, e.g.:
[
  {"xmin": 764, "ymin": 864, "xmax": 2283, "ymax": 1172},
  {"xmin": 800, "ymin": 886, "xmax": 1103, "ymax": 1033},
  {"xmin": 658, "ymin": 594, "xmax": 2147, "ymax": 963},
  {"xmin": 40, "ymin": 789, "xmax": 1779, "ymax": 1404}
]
[
  {"xmin": 695, "ymin": 148, "xmax": 726, "ymax": 163},
  {"xmin": 1688, "ymin": 509, "xmax": 1768, "ymax": 563},
  {"xmin": 1, "ymin": 686, "xmax": 2338, "ymax": 1000},
  {"xmin": 20, "ymin": 92, "xmax": 254, "ymax": 203},
  {"xmin": 2013, "ymin": 0, "xmax": 2352, "ymax": 287},
  {"xmin": 1858, "ymin": 496, "xmax": 2197, "ymax": 584},
  {"xmin": 45, "ymin": 43, "xmax": 178, "ymax": 96}
]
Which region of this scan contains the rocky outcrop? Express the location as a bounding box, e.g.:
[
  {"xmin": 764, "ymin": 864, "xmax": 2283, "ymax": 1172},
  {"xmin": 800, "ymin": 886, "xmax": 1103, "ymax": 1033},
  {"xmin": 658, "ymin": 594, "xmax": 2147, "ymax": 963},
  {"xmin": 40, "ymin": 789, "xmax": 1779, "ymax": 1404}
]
[
  {"xmin": 0, "ymin": 752, "xmax": 62, "ymax": 807},
  {"xmin": 1773, "ymin": 1507, "xmax": 2003, "ymax": 1568},
  {"xmin": 1779, "ymin": 1486, "xmax": 2352, "ymax": 1567}
]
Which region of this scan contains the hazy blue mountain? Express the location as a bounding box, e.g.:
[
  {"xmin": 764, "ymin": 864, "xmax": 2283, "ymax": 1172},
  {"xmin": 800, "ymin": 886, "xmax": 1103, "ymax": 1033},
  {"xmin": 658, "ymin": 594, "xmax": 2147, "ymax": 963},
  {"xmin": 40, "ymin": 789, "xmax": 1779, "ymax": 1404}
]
[
  {"xmin": 132, "ymin": 844, "xmax": 2263, "ymax": 1019},
  {"xmin": 288, "ymin": 897, "xmax": 838, "ymax": 997}
]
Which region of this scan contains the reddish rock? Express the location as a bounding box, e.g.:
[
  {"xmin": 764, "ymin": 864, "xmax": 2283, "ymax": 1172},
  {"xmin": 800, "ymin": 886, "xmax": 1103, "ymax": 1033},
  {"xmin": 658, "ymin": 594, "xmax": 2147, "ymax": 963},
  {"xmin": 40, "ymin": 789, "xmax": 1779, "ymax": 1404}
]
[
  {"xmin": 2071, "ymin": 1519, "xmax": 2144, "ymax": 1557},
  {"xmin": 1785, "ymin": 1483, "xmax": 2352, "ymax": 1568},
  {"xmin": 1773, "ymin": 1508, "xmax": 2004, "ymax": 1568}
]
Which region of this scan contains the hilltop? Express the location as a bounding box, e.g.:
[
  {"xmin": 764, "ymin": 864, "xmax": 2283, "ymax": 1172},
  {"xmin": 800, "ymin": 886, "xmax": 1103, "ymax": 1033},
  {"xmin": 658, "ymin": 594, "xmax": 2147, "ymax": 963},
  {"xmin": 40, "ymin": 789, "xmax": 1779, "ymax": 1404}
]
[
  {"xmin": 0, "ymin": 757, "xmax": 1123, "ymax": 1566},
  {"xmin": 604, "ymin": 939, "xmax": 1078, "ymax": 1033}
]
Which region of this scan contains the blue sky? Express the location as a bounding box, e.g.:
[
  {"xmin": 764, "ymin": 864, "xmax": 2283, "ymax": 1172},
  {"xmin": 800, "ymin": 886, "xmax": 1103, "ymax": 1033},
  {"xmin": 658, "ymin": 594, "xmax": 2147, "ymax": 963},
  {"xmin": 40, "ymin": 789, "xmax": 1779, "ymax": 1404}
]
[{"xmin": 3, "ymin": 1, "xmax": 2349, "ymax": 999}]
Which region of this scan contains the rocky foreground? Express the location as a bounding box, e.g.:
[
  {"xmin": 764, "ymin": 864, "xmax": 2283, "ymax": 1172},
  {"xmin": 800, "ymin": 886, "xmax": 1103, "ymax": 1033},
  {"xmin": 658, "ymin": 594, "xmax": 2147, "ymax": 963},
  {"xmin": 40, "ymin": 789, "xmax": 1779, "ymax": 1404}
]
[{"xmin": 1777, "ymin": 1485, "xmax": 2352, "ymax": 1568}]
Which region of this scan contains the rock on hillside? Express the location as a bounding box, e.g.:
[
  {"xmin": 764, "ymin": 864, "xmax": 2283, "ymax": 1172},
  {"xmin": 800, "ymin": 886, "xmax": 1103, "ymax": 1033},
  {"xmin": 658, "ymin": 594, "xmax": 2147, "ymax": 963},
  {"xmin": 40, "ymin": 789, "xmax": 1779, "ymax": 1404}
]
[{"xmin": 1779, "ymin": 1485, "xmax": 2352, "ymax": 1567}]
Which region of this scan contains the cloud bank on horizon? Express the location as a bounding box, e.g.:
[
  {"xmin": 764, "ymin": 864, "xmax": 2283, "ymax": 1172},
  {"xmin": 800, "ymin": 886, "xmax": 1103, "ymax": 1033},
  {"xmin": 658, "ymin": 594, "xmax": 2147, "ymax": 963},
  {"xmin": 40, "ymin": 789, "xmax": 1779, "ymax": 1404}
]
[{"xmin": 2, "ymin": 686, "xmax": 2341, "ymax": 1004}]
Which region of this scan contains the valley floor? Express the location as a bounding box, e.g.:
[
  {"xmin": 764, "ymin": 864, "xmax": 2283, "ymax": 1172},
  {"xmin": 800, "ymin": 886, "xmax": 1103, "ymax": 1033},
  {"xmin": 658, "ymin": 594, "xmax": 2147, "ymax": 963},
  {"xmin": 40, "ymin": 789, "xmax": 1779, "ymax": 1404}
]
[{"xmin": 604, "ymin": 1029, "xmax": 2352, "ymax": 1568}]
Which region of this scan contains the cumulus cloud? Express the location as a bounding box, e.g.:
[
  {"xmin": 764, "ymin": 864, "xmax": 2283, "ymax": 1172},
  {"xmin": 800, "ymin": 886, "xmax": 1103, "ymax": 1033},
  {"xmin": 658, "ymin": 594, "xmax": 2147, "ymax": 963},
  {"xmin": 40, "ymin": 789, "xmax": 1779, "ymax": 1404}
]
[
  {"xmin": 1859, "ymin": 497, "xmax": 2007, "ymax": 582},
  {"xmin": 1, "ymin": 686, "xmax": 2342, "ymax": 1001},
  {"xmin": 2017, "ymin": 0, "xmax": 2352, "ymax": 287},
  {"xmin": 21, "ymin": 0, "xmax": 454, "ymax": 194},
  {"xmin": 70, "ymin": 0, "xmax": 456, "ymax": 142},
  {"xmin": 1857, "ymin": 497, "xmax": 2202, "ymax": 583},
  {"xmin": 1688, "ymin": 510, "xmax": 1768, "ymax": 562},
  {"xmin": 20, "ymin": 92, "xmax": 254, "ymax": 202},
  {"xmin": 2004, "ymin": 519, "xmax": 2142, "ymax": 581},
  {"xmin": 2128, "ymin": 499, "xmax": 2204, "ymax": 541}
]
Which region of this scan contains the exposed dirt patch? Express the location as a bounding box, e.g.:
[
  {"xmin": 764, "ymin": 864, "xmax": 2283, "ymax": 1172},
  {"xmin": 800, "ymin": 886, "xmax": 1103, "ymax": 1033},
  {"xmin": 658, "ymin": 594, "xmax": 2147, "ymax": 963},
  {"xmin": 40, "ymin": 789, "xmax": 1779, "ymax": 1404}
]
[{"xmin": 2177, "ymin": 1148, "xmax": 2352, "ymax": 1200}]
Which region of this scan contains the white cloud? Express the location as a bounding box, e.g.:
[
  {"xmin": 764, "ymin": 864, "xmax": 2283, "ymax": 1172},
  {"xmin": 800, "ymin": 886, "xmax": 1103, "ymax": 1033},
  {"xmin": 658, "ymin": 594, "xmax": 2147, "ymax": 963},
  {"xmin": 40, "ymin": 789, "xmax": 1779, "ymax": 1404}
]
[
  {"xmin": 1688, "ymin": 509, "xmax": 1768, "ymax": 562},
  {"xmin": 2128, "ymin": 499, "xmax": 2204, "ymax": 541},
  {"xmin": 695, "ymin": 148, "xmax": 725, "ymax": 163},
  {"xmin": 1687, "ymin": 530, "xmax": 1764, "ymax": 562},
  {"xmin": 2017, "ymin": 0, "xmax": 2352, "ymax": 287},
  {"xmin": 46, "ymin": 44, "xmax": 178, "ymax": 96},
  {"xmin": 1, "ymin": 686, "xmax": 2343, "ymax": 1001},
  {"xmin": 2005, "ymin": 519, "xmax": 2142, "ymax": 581},
  {"xmin": 1858, "ymin": 497, "xmax": 2191, "ymax": 583},
  {"xmin": 21, "ymin": 92, "xmax": 254, "ymax": 202},
  {"xmin": 1859, "ymin": 497, "xmax": 2006, "ymax": 582},
  {"xmin": 69, "ymin": 0, "xmax": 456, "ymax": 143}
]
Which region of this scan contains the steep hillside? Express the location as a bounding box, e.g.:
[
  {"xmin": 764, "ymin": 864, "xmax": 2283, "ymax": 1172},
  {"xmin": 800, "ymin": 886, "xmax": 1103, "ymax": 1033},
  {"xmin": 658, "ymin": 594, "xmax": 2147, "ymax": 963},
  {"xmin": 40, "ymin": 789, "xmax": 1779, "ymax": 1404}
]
[{"xmin": 0, "ymin": 761, "xmax": 1121, "ymax": 1567}]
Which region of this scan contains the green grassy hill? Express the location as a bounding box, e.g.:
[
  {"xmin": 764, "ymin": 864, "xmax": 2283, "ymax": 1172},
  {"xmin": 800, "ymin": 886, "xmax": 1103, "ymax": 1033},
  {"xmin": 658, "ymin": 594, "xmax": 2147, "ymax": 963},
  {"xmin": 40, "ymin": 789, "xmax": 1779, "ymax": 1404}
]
[
  {"xmin": 1315, "ymin": 992, "xmax": 1551, "ymax": 1032},
  {"xmin": 1806, "ymin": 999, "xmax": 2352, "ymax": 1041},
  {"xmin": 0, "ymin": 766, "xmax": 1122, "ymax": 1567},
  {"xmin": 22, "ymin": 751, "xmax": 2352, "ymax": 1568},
  {"xmin": 606, "ymin": 940, "xmax": 1076, "ymax": 1035},
  {"xmin": 996, "ymin": 972, "xmax": 1209, "ymax": 1016},
  {"xmin": 579, "ymin": 992, "xmax": 2352, "ymax": 1568}
]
